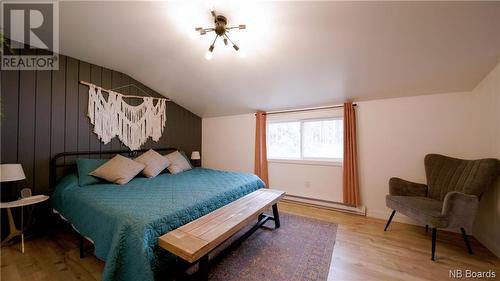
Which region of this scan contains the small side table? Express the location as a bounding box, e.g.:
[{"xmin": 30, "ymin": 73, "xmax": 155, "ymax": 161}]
[{"xmin": 0, "ymin": 194, "xmax": 49, "ymax": 253}]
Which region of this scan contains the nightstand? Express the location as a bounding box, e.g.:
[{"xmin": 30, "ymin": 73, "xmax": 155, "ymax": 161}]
[{"xmin": 0, "ymin": 195, "xmax": 50, "ymax": 253}]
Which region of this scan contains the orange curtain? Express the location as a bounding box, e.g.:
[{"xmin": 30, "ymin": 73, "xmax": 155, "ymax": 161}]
[
  {"xmin": 343, "ymin": 102, "xmax": 360, "ymax": 206},
  {"xmin": 254, "ymin": 111, "xmax": 269, "ymax": 187}
]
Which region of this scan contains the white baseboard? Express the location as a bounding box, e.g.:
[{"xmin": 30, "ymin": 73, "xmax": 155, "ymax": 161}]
[
  {"xmin": 283, "ymin": 195, "xmax": 366, "ymax": 216},
  {"xmin": 367, "ymin": 209, "xmax": 421, "ymax": 225}
]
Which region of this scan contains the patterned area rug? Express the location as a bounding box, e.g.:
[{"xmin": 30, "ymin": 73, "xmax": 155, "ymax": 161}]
[{"xmin": 207, "ymin": 213, "xmax": 337, "ymax": 281}]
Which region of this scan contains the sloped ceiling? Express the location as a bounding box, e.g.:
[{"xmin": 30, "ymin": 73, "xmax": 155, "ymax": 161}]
[{"xmin": 59, "ymin": 1, "xmax": 500, "ymax": 117}]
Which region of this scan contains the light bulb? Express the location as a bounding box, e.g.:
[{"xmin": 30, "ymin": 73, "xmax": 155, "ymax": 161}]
[
  {"xmin": 205, "ymin": 51, "xmax": 213, "ymax": 60},
  {"xmin": 209, "ymin": 4, "xmax": 216, "ymax": 17}
]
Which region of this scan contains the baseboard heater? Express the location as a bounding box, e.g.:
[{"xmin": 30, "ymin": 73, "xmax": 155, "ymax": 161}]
[{"xmin": 282, "ymin": 194, "xmax": 366, "ymax": 216}]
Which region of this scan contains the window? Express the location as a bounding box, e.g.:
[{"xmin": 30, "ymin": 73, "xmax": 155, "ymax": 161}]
[
  {"xmin": 267, "ymin": 118, "xmax": 343, "ymax": 163},
  {"xmin": 267, "ymin": 122, "xmax": 301, "ymax": 159}
]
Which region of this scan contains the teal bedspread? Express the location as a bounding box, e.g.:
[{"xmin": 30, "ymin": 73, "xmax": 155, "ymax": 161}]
[{"xmin": 51, "ymin": 168, "xmax": 265, "ymax": 281}]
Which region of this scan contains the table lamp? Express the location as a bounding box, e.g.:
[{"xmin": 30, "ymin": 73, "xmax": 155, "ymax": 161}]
[
  {"xmin": 0, "ymin": 164, "xmax": 26, "ymax": 183},
  {"xmin": 191, "ymin": 151, "xmax": 201, "ymax": 167},
  {"xmin": 191, "ymin": 151, "xmax": 201, "ymax": 160}
]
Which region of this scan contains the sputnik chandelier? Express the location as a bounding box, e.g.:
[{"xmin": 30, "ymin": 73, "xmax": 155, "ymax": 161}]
[{"xmin": 195, "ymin": 8, "xmax": 246, "ymax": 60}]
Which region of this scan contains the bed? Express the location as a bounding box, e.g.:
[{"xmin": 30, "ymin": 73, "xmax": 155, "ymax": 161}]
[{"xmin": 50, "ymin": 148, "xmax": 265, "ymax": 281}]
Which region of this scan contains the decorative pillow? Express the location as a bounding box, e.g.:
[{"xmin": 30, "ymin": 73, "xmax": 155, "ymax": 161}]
[
  {"xmin": 164, "ymin": 151, "xmax": 192, "ymax": 174},
  {"xmin": 76, "ymin": 158, "xmax": 107, "ymax": 186},
  {"xmin": 89, "ymin": 155, "xmax": 145, "ymax": 185},
  {"xmin": 134, "ymin": 149, "xmax": 170, "ymax": 178}
]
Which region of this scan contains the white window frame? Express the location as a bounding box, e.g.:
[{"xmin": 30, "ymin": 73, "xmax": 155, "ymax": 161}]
[{"xmin": 267, "ymin": 117, "xmax": 343, "ymax": 166}]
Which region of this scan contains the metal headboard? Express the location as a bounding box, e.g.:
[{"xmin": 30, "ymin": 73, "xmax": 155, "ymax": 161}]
[{"xmin": 49, "ymin": 147, "xmax": 178, "ymax": 190}]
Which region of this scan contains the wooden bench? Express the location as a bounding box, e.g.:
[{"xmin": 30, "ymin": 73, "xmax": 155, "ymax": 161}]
[{"xmin": 158, "ymin": 188, "xmax": 285, "ymax": 280}]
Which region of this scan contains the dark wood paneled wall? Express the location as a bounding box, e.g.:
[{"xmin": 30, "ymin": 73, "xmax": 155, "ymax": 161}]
[{"xmin": 0, "ymin": 54, "xmax": 202, "ymax": 196}]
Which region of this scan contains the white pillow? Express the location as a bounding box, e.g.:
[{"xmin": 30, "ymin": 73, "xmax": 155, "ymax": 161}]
[
  {"xmin": 135, "ymin": 149, "xmax": 170, "ymax": 178},
  {"xmin": 164, "ymin": 151, "xmax": 192, "ymax": 174},
  {"xmin": 89, "ymin": 154, "xmax": 145, "ymax": 185}
]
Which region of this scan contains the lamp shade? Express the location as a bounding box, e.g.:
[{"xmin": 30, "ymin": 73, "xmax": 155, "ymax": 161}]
[
  {"xmin": 191, "ymin": 151, "xmax": 201, "ymax": 160},
  {"xmin": 0, "ymin": 164, "xmax": 26, "ymax": 182}
]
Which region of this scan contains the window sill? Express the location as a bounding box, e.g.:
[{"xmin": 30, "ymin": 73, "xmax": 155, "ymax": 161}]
[{"xmin": 267, "ymin": 159, "xmax": 343, "ymax": 167}]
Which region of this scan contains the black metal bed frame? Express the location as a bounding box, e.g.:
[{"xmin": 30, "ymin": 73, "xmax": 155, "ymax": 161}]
[{"xmin": 49, "ymin": 147, "xmax": 178, "ymax": 188}]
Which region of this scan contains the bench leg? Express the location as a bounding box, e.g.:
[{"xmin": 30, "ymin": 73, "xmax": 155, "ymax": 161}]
[
  {"xmin": 272, "ymin": 204, "xmax": 280, "ymax": 229},
  {"xmin": 198, "ymin": 255, "xmax": 209, "ymax": 281},
  {"xmin": 258, "ymin": 213, "xmax": 265, "ymax": 222},
  {"xmin": 79, "ymin": 235, "xmax": 84, "ymax": 259}
]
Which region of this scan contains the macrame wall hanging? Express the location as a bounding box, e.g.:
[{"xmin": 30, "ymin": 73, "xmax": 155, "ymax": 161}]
[{"xmin": 81, "ymin": 81, "xmax": 170, "ymax": 151}]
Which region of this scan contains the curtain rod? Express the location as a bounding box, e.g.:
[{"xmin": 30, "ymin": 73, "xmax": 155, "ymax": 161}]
[
  {"xmin": 79, "ymin": 80, "xmax": 171, "ymax": 101},
  {"xmin": 265, "ymin": 103, "xmax": 357, "ymax": 115}
]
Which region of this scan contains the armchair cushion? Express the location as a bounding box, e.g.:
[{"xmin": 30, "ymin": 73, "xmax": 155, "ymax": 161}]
[
  {"xmin": 442, "ymin": 191, "xmax": 479, "ymax": 229},
  {"xmin": 389, "ymin": 177, "xmax": 428, "ymax": 197},
  {"xmin": 425, "ymin": 154, "xmax": 500, "ymax": 201},
  {"xmin": 386, "ymin": 195, "xmax": 448, "ymax": 228}
]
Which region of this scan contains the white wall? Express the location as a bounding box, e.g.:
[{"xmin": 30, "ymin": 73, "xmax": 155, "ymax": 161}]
[
  {"xmin": 268, "ymin": 163, "xmax": 342, "ymax": 202},
  {"xmin": 357, "ymin": 91, "xmax": 479, "ymax": 222},
  {"xmin": 202, "ymin": 114, "xmax": 255, "ymax": 173},
  {"xmin": 471, "ymin": 63, "xmax": 500, "ymax": 257},
  {"xmin": 201, "ymin": 62, "xmax": 500, "ymax": 256}
]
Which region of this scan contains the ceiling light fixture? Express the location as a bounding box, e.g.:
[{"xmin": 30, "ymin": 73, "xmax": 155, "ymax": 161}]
[{"xmin": 195, "ymin": 8, "xmax": 246, "ymax": 59}]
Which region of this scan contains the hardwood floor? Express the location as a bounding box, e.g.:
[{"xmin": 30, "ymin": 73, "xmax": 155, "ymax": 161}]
[
  {"xmin": 279, "ymin": 201, "xmax": 499, "ymax": 281},
  {"xmin": 1, "ymin": 201, "xmax": 498, "ymax": 281}
]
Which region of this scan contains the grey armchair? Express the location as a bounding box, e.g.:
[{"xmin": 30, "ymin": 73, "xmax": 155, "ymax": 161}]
[{"xmin": 384, "ymin": 154, "xmax": 500, "ymax": 261}]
